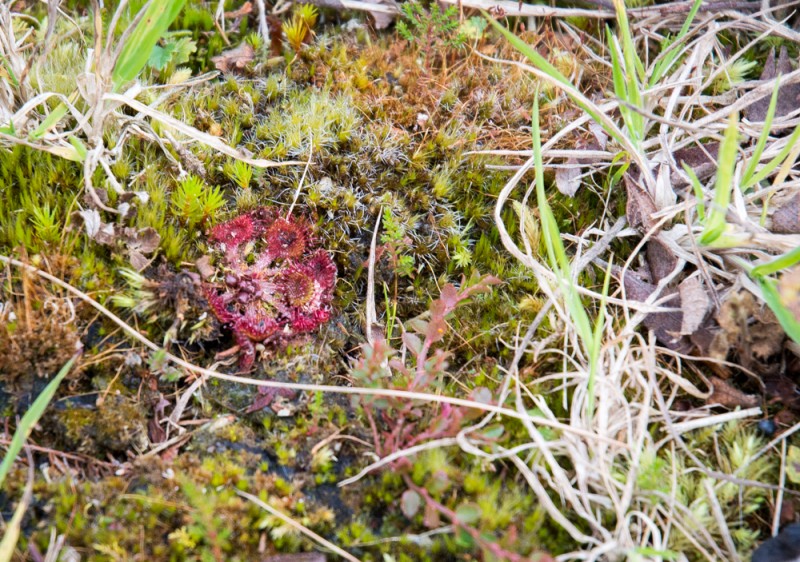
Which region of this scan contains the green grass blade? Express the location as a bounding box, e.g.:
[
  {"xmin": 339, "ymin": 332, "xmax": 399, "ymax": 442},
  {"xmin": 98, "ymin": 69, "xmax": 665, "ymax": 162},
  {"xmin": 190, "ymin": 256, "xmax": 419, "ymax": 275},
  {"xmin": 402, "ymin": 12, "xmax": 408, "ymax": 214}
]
[
  {"xmin": 606, "ymin": 26, "xmax": 625, "ymax": 99},
  {"xmin": 485, "ymin": 14, "xmax": 629, "ymax": 151},
  {"xmin": 606, "ymin": 27, "xmax": 642, "ymax": 146},
  {"xmin": 0, "ymin": 481, "xmax": 30, "ymax": 562},
  {"xmin": 112, "ymin": 0, "xmax": 187, "ymax": 90},
  {"xmin": 68, "ymin": 135, "xmax": 88, "ymax": 162},
  {"xmin": 28, "ymin": 102, "xmax": 69, "ymax": 140},
  {"xmin": 0, "ymin": 54, "xmax": 19, "ymax": 88},
  {"xmin": 699, "ymin": 112, "xmax": 738, "ymax": 245},
  {"xmin": 682, "ymin": 162, "xmax": 706, "ymax": 222},
  {"xmin": 613, "ymin": 0, "xmax": 644, "ymax": 84},
  {"xmin": 531, "ymin": 97, "xmax": 593, "ymax": 345},
  {"xmin": 649, "ymin": 0, "xmax": 703, "ymax": 86},
  {"xmin": 741, "ymin": 79, "xmax": 781, "ymax": 190},
  {"xmin": 755, "ymin": 276, "xmax": 800, "ymax": 345},
  {"xmin": 613, "ymin": 0, "xmax": 645, "ymax": 145},
  {"xmin": 748, "ymin": 124, "xmax": 800, "ymax": 187},
  {"xmin": 751, "ymin": 247, "xmax": 800, "ymax": 277},
  {"xmin": 0, "ymin": 355, "xmax": 78, "ymax": 488}
]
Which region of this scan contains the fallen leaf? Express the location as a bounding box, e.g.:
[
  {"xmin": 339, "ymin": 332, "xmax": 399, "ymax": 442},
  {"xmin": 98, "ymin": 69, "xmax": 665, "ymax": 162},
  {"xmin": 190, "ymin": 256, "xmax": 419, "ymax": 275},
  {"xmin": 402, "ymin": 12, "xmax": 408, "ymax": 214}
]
[
  {"xmin": 74, "ymin": 209, "xmax": 102, "ymax": 239},
  {"xmin": 211, "ymin": 43, "xmax": 255, "ymax": 73},
  {"xmin": 555, "ymin": 158, "xmax": 582, "ymax": 197},
  {"xmin": 83, "ymin": 187, "xmax": 109, "ymax": 208},
  {"xmin": 624, "ymin": 172, "xmax": 658, "ymax": 232},
  {"xmin": 695, "ymin": 324, "xmax": 729, "ymax": 362},
  {"xmin": 645, "ymin": 237, "xmax": 678, "ymax": 284},
  {"xmin": 195, "ymin": 255, "xmax": 215, "ymax": 280},
  {"xmin": 588, "ymin": 122, "xmax": 608, "ymax": 150},
  {"xmin": 122, "ymin": 227, "xmax": 161, "ymax": 271},
  {"xmin": 267, "ymin": 15, "xmax": 284, "ymax": 56},
  {"xmin": 764, "ymin": 374, "xmax": 800, "ymax": 410},
  {"xmin": 147, "ymin": 417, "xmax": 166, "ymax": 444},
  {"xmin": 225, "ymin": 1, "xmax": 252, "ymax": 18},
  {"xmin": 71, "ymin": 209, "xmax": 117, "ymax": 245},
  {"xmin": 679, "ymin": 276, "xmax": 710, "ymax": 335},
  {"xmin": 671, "ymin": 142, "xmax": 719, "ymax": 188},
  {"xmin": 708, "ymin": 376, "xmax": 760, "ymax": 408},
  {"xmin": 716, "ymin": 290, "xmax": 785, "ymax": 360},
  {"xmin": 751, "ymin": 307, "xmax": 785, "ymax": 359},
  {"xmin": 621, "ymin": 270, "xmax": 688, "ymax": 351},
  {"xmin": 745, "ymin": 46, "xmax": 800, "ymax": 122},
  {"xmin": 122, "ymin": 227, "xmax": 160, "ymax": 254},
  {"xmin": 401, "ymin": 490, "xmax": 421, "ymax": 519},
  {"xmin": 772, "ymin": 193, "xmax": 800, "ymax": 234},
  {"xmin": 128, "ymin": 250, "xmax": 150, "ymax": 271}
]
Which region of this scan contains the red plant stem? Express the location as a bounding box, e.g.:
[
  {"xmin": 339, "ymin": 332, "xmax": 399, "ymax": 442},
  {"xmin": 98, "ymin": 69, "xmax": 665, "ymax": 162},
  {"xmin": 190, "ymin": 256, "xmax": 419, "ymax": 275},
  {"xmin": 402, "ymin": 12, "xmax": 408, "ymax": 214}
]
[
  {"xmin": 402, "ymin": 476, "xmax": 525, "ymax": 562},
  {"xmin": 363, "ymin": 404, "xmax": 383, "ymax": 457}
]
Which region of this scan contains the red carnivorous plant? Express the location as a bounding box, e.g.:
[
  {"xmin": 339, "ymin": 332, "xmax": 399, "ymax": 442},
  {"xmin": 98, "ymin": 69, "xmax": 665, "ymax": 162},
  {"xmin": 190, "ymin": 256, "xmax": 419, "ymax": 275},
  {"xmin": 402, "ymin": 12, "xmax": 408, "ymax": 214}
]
[{"xmin": 204, "ymin": 208, "xmax": 337, "ymax": 369}]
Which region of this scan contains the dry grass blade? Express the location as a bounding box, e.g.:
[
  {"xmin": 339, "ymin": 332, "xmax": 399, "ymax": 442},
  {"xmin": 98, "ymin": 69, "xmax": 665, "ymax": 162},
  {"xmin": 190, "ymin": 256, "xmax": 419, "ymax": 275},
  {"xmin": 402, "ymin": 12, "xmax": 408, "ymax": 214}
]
[
  {"xmin": 470, "ymin": 4, "xmax": 800, "ymax": 557},
  {"xmin": 104, "ymin": 93, "xmax": 299, "ymax": 168},
  {"xmin": 0, "ymin": 254, "xmax": 627, "ymax": 445},
  {"xmin": 237, "ymin": 490, "xmax": 361, "ymax": 561}
]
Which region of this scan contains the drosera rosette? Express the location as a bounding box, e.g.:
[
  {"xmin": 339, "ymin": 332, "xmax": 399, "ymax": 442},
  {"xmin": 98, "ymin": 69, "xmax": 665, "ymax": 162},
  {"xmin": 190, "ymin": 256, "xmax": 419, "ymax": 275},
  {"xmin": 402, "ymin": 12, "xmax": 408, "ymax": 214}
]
[{"xmin": 203, "ymin": 208, "xmax": 337, "ymax": 370}]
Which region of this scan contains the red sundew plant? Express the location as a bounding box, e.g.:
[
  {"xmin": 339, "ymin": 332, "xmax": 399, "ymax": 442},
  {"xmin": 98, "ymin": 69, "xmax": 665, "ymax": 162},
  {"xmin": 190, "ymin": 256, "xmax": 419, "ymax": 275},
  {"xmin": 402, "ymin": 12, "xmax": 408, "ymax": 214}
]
[{"xmin": 204, "ymin": 208, "xmax": 337, "ymax": 370}]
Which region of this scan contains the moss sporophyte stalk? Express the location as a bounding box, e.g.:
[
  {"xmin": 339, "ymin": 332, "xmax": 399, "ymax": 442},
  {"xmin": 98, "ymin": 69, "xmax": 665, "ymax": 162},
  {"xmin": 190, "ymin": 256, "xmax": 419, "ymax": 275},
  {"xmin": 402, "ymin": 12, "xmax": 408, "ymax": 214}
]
[{"xmin": 204, "ymin": 208, "xmax": 337, "ymax": 369}]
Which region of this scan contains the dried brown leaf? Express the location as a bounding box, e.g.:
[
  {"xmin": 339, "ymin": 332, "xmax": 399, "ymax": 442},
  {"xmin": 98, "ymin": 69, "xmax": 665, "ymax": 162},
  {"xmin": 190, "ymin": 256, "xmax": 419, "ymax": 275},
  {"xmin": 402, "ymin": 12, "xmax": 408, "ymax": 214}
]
[
  {"xmin": 772, "ymin": 193, "xmax": 800, "ymax": 234},
  {"xmin": 670, "ymin": 142, "xmax": 719, "ymax": 188},
  {"xmin": 195, "ymin": 255, "xmax": 215, "ymax": 280},
  {"xmin": 624, "ymin": 172, "xmax": 658, "ymax": 232},
  {"xmin": 71, "ymin": 209, "xmax": 116, "ymax": 245},
  {"xmin": 621, "ymin": 271, "xmax": 687, "ymax": 350},
  {"xmin": 225, "ymin": 1, "xmax": 253, "ymax": 18},
  {"xmin": 708, "ymin": 376, "xmax": 760, "ymax": 408},
  {"xmin": 645, "ymin": 237, "xmax": 678, "ymax": 284},
  {"xmin": 212, "ymin": 43, "xmax": 255, "ymax": 73},
  {"xmin": 123, "ymin": 227, "xmax": 160, "ymax": 254},
  {"xmin": 717, "ymin": 291, "xmax": 785, "ymax": 360},
  {"xmin": 679, "ymin": 276, "xmax": 710, "ymax": 335},
  {"xmin": 745, "ymin": 47, "xmax": 800, "ymax": 122}
]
